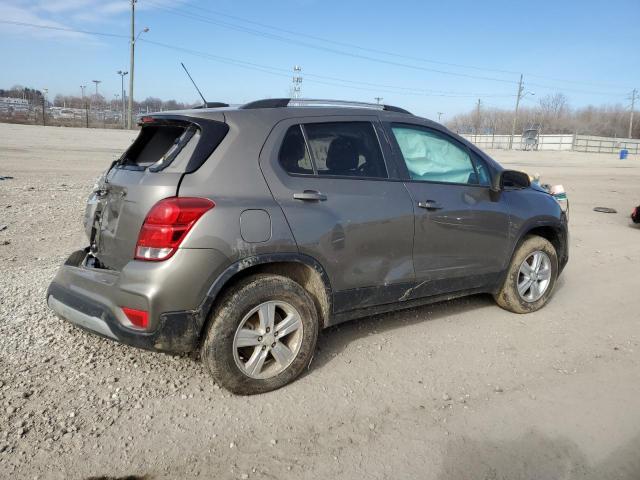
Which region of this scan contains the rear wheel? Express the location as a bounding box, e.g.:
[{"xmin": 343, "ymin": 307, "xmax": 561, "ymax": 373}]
[
  {"xmin": 201, "ymin": 274, "xmax": 319, "ymax": 395},
  {"xmin": 494, "ymin": 235, "xmax": 558, "ymax": 314}
]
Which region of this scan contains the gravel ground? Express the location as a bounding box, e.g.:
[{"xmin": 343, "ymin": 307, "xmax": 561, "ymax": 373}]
[{"xmin": 1, "ymin": 122, "xmax": 639, "ymax": 479}]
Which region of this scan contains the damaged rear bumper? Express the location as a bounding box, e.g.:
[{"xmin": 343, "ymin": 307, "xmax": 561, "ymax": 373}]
[
  {"xmin": 47, "ymin": 281, "xmax": 201, "ymax": 352},
  {"xmin": 47, "ymin": 248, "xmax": 230, "ymax": 353}
]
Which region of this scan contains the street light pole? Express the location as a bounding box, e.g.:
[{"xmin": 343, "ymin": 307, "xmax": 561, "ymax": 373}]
[
  {"xmin": 117, "ymin": 70, "xmax": 128, "ymax": 129},
  {"xmin": 92, "ymin": 80, "xmax": 101, "ymax": 97},
  {"xmin": 127, "ymin": 0, "xmax": 149, "ymax": 129},
  {"xmin": 128, "ymin": 0, "xmax": 136, "ymax": 129},
  {"xmin": 81, "ymin": 85, "xmax": 88, "ymax": 128}
]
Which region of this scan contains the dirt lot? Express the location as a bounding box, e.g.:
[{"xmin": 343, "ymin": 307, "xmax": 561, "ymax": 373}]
[{"xmin": 1, "ymin": 122, "xmax": 639, "ymax": 479}]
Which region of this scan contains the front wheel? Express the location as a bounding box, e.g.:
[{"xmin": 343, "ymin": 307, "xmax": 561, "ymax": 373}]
[
  {"xmin": 494, "ymin": 235, "xmax": 558, "ymax": 314},
  {"xmin": 201, "ymin": 274, "xmax": 319, "ymax": 395}
]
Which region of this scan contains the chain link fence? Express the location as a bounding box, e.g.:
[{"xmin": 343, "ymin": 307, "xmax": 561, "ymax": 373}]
[{"xmin": 0, "ymin": 103, "xmax": 130, "ymax": 129}]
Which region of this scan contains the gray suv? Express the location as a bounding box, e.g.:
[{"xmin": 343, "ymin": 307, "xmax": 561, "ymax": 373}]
[{"xmin": 47, "ymin": 99, "xmax": 569, "ymax": 394}]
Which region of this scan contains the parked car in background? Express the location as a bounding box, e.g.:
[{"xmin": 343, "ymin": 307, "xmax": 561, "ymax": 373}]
[{"xmin": 47, "ymin": 98, "xmax": 569, "ymax": 394}]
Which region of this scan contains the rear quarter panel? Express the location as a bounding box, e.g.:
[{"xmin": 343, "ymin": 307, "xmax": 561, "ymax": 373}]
[{"xmin": 177, "ymin": 111, "xmax": 298, "ymax": 262}]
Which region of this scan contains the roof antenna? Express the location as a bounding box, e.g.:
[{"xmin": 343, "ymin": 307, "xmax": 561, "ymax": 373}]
[{"xmin": 181, "ymin": 62, "xmax": 207, "ymax": 108}]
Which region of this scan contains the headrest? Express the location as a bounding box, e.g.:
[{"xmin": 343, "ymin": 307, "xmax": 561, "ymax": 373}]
[{"xmin": 326, "ymin": 137, "xmax": 358, "ymax": 172}]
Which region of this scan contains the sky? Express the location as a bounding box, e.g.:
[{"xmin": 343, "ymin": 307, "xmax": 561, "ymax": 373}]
[{"xmin": 0, "ymin": 0, "xmax": 638, "ymax": 120}]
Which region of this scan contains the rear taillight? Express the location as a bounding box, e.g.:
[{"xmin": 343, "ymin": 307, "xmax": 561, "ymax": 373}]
[{"xmin": 135, "ymin": 197, "xmax": 214, "ymax": 261}]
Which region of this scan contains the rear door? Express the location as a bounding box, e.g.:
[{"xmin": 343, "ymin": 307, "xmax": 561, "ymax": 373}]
[
  {"xmin": 384, "ymin": 122, "xmax": 510, "ymax": 297},
  {"xmin": 87, "ymin": 115, "xmax": 228, "ymax": 270},
  {"xmin": 260, "ymin": 116, "xmax": 415, "ymax": 312}
]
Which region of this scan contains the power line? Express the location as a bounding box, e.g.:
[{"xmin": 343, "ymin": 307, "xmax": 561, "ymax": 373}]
[
  {"xmin": 2, "ymin": 18, "xmax": 628, "ymax": 99},
  {"xmin": 146, "ymin": 0, "xmax": 522, "ymax": 77},
  {"xmin": 0, "ymin": 19, "xmax": 512, "ymax": 98},
  {"xmin": 0, "ymin": 19, "xmax": 127, "ymax": 38},
  {"xmin": 139, "ymin": 38, "xmax": 515, "ymax": 98},
  {"xmin": 145, "ymin": 0, "xmax": 634, "ymax": 92},
  {"xmin": 143, "ymin": 2, "xmax": 521, "ymax": 86}
]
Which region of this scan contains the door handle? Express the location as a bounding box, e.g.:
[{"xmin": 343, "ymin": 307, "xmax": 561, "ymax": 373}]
[
  {"xmin": 417, "ymin": 200, "xmax": 443, "ymax": 210},
  {"xmin": 293, "ymin": 190, "xmax": 327, "ymax": 202}
]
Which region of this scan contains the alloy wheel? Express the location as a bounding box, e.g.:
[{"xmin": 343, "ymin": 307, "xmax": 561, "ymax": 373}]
[
  {"xmin": 517, "ymin": 250, "xmax": 552, "ymax": 302},
  {"xmin": 232, "ymin": 300, "xmax": 304, "ymax": 379}
]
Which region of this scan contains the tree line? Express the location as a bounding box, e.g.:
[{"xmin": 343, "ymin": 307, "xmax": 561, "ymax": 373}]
[
  {"xmin": 3, "ymin": 85, "xmax": 636, "ymax": 138},
  {"xmin": 446, "ymin": 93, "xmax": 637, "ymax": 139}
]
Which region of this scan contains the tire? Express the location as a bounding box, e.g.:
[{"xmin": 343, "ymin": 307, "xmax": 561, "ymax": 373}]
[
  {"xmin": 201, "ymin": 274, "xmax": 319, "ymax": 395},
  {"xmin": 494, "ymin": 235, "xmax": 558, "ymax": 314}
]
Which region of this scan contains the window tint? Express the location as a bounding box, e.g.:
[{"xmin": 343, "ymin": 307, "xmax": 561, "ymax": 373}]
[
  {"xmin": 304, "ymin": 122, "xmax": 387, "ymax": 178},
  {"xmin": 391, "ymin": 125, "xmax": 478, "ymax": 184},
  {"xmin": 279, "ymin": 126, "xmax": 314, "ymax": 175}
]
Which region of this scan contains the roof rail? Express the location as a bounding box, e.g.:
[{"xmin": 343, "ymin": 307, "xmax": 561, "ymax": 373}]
[
  {"xmin": 193, "ymin": 102, "xmax": 230, "ymax": 109},
  {"xmin": 240, "ymin": 98, "xmax": 412, "ymax": 115}
]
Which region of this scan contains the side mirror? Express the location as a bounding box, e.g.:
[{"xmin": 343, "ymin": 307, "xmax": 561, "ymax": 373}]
[{"xmin": 491, "ymin": 170, "xmax": 530, "ymax": 192}]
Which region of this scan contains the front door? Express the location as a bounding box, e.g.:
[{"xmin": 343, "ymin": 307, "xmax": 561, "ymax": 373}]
[
  {"xmin": 260, "ymin": 116, "xmax": 415, "ymax": 312},
  {"xmin": 385, "ymin": 122, "xmax": 510, "ymax": 297}
]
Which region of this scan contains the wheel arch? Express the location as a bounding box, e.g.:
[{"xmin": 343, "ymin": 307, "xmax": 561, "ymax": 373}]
[
  {"xmin": 496, "ymin": 218, "xmax": 567, "ymax": 293},
  {"xmin": 197, "ymin": 253, "xmax": 333, "ymax": 344},
  {"xmin": 523, "ymin": 224, "xmax": 565, "ymax": 261}
]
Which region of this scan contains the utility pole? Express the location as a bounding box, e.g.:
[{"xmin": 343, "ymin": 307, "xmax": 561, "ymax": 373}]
[
  {"xmin": 81, "ymin": 85, "xmax": 88, "ymax": 128},
  {"xmin": 291, "ymin": 65, "xmax": 302, "ymax": 99},
  {"xmin": 629, "ymin": 88, "xmax": 638, "ymax": 139},
  {"xmin": 128, "ymin": 0, "xmax": 136, "ymax": 128},
  {"xmin": 437, "ymin": 112, "xmax": 443, "ymax": 122},
  {"xmin": 117, "ymin": 70, "xmax": 128, "ymax": 129},
  {"xmin": 41, "ymin": 88, "xmax": 47, "ymax": 127},
  {"xmin": 509, "ymin": 74, "xmax": 524, "ymax": 150},
  {"xmin": 374, "ymin": 97, "xmax": 383, "ymax": 104},
  {"xmin": 475, "ymin": 98, "xmax": 482, "ymax": 134}
]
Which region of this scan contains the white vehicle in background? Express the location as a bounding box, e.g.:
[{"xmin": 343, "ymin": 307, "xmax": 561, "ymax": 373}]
[{"xmin": 59, "ymin": 109, "xmax": 75, "ymax": 119}]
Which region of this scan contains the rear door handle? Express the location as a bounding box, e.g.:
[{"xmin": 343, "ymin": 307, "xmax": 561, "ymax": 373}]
[
  {"xmin": 293, "ymin": 190, "xmax": 327, "ymax": 202},
  {"xmin": 417, "ymin": 200, "xmax": 443, "ymax": 210}
]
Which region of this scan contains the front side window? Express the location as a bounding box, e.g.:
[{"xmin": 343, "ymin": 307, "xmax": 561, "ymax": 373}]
[
  {"xmin": 470, "ymin": 152, "xmax": 492, "ymax": 186},
  {"xmin": 303, "ymin": 122, "xmax": 387, "ymax": 178},
  {"xmin": 391, "ymin": 124, "xmax": 478, "ymax": 184}
]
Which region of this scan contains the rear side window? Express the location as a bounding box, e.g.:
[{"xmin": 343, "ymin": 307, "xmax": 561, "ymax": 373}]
[
  {"xmin": 279, "ymin": 126, "xmax": 314, "ymax": 174},
  {"xmin": 303, "ymin": 122, "xmax": 387, "ymax": 178},
  {"xmin": 118, "ymin": 119, "xmax": 228, "ymax": 173},
  {"xmin": 121, "ymin": 125, "xmax": 187, "ymax": 168}
]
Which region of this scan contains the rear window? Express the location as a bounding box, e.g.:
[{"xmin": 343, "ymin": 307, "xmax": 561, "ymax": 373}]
[{"xmin": 117, "ymin": 118, "xmax": 228, "ymax": 173}]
